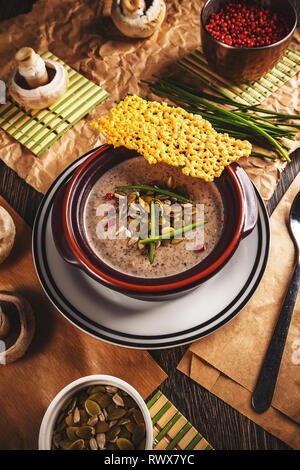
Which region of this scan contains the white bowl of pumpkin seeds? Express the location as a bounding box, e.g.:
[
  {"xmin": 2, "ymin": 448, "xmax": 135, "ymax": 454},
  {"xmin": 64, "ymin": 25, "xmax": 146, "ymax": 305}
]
[{"xmin": 38, "ymin": 375, "xmax": 153, "ymax": 450}]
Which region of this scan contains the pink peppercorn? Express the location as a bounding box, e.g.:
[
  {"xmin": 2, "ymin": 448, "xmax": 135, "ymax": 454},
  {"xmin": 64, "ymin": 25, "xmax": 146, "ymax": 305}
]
[
  {"xmin": 195, "ymin": 244, "xmax": 205, "ymax": 252},
  {"xmin": 206, "ymin": 1, "xmax": 290, "ymax": 48}
]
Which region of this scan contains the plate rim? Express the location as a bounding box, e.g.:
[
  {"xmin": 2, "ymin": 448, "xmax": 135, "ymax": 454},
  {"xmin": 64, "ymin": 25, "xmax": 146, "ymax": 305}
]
[{"xmin": 33, "ymin": 147, "xmax": 270, "ymax": 349}]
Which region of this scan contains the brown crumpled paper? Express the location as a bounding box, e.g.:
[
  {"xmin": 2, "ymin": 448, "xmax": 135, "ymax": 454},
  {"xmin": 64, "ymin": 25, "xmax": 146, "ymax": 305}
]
[
  {"xmin": 0, "ymin": 0, "xmax": 299, "ymax": 198},
  {"xmin": 177, "ymin": 173, "xmax": 300, "ymax": 449}
]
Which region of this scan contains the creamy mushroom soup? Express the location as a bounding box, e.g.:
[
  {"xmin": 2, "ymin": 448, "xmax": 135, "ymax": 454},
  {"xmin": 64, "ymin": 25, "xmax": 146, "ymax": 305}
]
[{"xmin": 84, "ymin": 157, "xmax": 224, "ymax": 278}]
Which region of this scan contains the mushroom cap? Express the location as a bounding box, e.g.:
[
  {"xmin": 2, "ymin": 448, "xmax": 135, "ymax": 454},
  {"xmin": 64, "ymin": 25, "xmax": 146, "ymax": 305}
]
[
  {"xmin": 0, "ymin": 206, "xmax": 16, "ymax": 265},
  {"xmin": 8, "ymin": 59, "xmax": 69, "ymax": 110},
  {"xmin": 0, "ymin": 292, "xmax": 35, "ymax": 364},
  {"xmin": 111, "ymin": 0, "xmax": 166, "ymax": 38}
]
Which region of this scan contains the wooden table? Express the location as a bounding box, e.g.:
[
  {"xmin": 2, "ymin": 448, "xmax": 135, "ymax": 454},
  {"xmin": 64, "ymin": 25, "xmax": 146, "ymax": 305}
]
[
  {"xmin": 1, "ymin": 1, "xmax": 300, "ymax": 452},
  {"xmin": 1, "ymin": 149, "xmax": 299, "ymax": 451}
]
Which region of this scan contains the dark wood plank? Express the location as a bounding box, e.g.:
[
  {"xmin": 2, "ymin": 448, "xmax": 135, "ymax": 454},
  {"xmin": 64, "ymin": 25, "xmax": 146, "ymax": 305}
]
[{"xmin": 0, "ymin": 0, "xmax": 38, "ymax": 21}]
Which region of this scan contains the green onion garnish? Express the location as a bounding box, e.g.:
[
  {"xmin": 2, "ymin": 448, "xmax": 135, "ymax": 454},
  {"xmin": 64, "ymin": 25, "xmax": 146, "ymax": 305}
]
[
  {"xmin": 115, "ymin": 184, "xmax": 190, "ymax": 203},
  {"xmin": 140, "ymin": 220, "xmax": 208, "ymax": 244},
  {"xmin": 149, "ymin": 201, "xmax": 156, "ymax": 264}
]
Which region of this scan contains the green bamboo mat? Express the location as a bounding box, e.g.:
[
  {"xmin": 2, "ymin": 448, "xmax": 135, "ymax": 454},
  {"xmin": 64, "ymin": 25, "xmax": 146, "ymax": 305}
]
[
  {"xmin": 0, "ymin": 51, "xmax": 109, "ymax": 157},
  {"xmin": 177, "ymin": 46, "xmax": 300, "ymax": 106},
  {"xmin": 147, "ymin": 391, "xmax": 213, "ymax": 451}
]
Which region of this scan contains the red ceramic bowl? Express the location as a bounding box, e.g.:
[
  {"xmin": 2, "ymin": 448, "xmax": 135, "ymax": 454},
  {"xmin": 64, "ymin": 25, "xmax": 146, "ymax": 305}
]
[{"xmin": 52, "ymin": 145, "xmax": 258, "ymax": 301}]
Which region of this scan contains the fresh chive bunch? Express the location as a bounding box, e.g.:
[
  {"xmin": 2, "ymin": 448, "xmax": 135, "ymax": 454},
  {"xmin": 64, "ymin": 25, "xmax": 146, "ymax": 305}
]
[{"xmin": 141, "ymin": 74, "xmax": 300, "ymax": 163}]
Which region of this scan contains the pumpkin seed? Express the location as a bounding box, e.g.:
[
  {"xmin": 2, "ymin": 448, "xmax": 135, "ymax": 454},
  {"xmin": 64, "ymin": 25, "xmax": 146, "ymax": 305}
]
[
  {"xmin": 96, "ymin": 433, "xmax": 106, "ymax": 450},
  {"xmin": 52, "ymin": 433, "xmax": 62, "ymax": 449},
  {"xmin": 106, "ymin": 386, "xmax": 118, "ymax": 394},
  {"xmin": 68, "ymin": 439, "xmax": 84, "ymax": 450},
  {"xmin": 107, "ymin": 425, "xmax": 121, "ymax": 441},
  {"xmin": 95, "ymin": 421, "xmax": 109, "ymax": 433},
  {"xmin": 125, "ymin": 422, "xmax": 137, "ymax": 433},
  {"xmin": 107, "ymin": 443, "xmax": 118, "ymax": 450},
  {"xmin": 52, "ymin": 384, "xmax": 146, "ymax": 450},
  {"xmin": 133, "ymin": 409, "xmax": 144, "ymax": 424},
  {"xmin": 79, "ymin": 409, "xmax": 88, "ymax": 424},
  {"xmin": 138, "ymin": 438, "xmax": 146, "ymax": 450},
  {"xmin": 55, "ymin": 420, "xmax": 66, "ymax": 433},
  {"xmin": 132, "ymin": 423, "xmax": 146, "ymax": 445},
  {"xmin": 118, "ymin": 417, "xmax": 132, "ymax": 426},
  {"xmin": 67, "ymin": 398, "xmax": 77, "ymax": 414},
  {"xmin": 85, "ymin": 399, "xmax": 101, "ymax": 416},
  {"xmin": 107, "ymin": 408, "xmax": 126, "ymax": 420},
  {"xmin": 127, "ymin": 237, "xmax": 138, "ymax": 247},
  {"xmin": 171, "ymin": 238, "xmax": 184, "ymax": 245},
  {"xmin": 73, "ymin": 407, "xmax": 81, "ymax": 424},
  {"xmin": 59, "ymin": 440, "xmax": 73, "ymax": 450},
  {"xmin": 119, "ymin": 427, "xmax": 131, "ymax": 439},
  {"xmin": 65, "ymin": 414, "xmax": 74, "ymax": 427},
  {"xmin": 97, "ymin": 394, "xmax": 112, "ymax": 408},
  {"xmin": 66, "ymin": 426, "xmax": 80, "ymax": 441},
  {"xmin": 98, "ymin": 409, "xmax": 106, "ymax": 422},
  {"xmin": 117, "ymin": 437, "xmax": 134, "ymax": 450},
  {"xmin": 127, "ymin": 193, "xmax": 136, "ymax": 205},
  {"xmin": 162, "ymin": 226, "xmax": 174, "ymax": 235},
  {"xmin": 112, "ymin": 393, "xmax": 124, "ymax": 407},
  {"xmin": 89, "ymin": 437, "xmax": 98, "ymax": 450},
  {"xmin": 109, "ymin": 419, "xmax": 118, "ymax": 428},
  {"xmin": 87, "ymin": 415, "xmax": 98, "ymax": 426},
  {"xmin": 137, "ymin": 241, "xmax": 145, "ymax": 251},
  {"xmin": 138, "ymin": 197, "xmax": 150, "ymax": 213},
  {"xmin": 75, "ymin": 425, "xmax": 95, "ymax": 439},
  {"xmin": 56, "ymin": 411, "xmax": 65, "ymax": 425},
  {"xmin": 88, "ymin": 392, "xmax": 104, "ymax": 402},
  {"xmin": 87, "ymin": 385, "xmax": 106, "ymax": 394}
]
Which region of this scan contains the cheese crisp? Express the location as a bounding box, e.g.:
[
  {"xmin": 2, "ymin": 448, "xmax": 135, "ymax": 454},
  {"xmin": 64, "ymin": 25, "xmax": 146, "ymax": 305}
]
[{"xmin": 91, "ymin": 95, "xmax": 252, "ymax": 181}]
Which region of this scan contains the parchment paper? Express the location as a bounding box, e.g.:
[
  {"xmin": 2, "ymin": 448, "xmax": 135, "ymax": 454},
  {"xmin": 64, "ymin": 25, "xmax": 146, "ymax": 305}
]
[
  {"xmin": 0, "ymin": 0, "xmax": 299, "ymax": 198},
  {"xmin": 177, "ymin": 173, "xmax": 300, "ymax": 449}
]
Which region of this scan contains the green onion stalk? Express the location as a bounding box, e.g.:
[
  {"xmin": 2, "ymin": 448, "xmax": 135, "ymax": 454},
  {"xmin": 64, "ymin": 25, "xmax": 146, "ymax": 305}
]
[{"xmin": 141, "ymin": 74, "xmax": 300, "ymax": 163}]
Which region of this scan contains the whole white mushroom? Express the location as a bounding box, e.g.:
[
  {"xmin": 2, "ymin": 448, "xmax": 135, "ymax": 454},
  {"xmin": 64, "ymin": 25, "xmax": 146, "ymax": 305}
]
[
  {"xmin": 8, "ymin": 47, "xmax": 69, "ymax": 110},
  {"xmin": 0, "ymin": 206, "xmax": 16, "ymax": 265},
  {"xmin": 111, "ymin": 0, "xmax": 166, "ymax": 38}
]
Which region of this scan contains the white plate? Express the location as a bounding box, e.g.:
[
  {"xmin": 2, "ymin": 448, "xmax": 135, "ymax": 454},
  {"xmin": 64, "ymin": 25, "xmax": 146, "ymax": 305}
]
[{"xmin": 33, "ymin": 149, "xmax": 270, "ymax": 349}]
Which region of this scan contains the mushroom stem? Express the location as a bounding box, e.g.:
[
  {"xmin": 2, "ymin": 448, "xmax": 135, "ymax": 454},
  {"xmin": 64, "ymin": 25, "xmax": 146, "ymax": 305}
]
[
  {"xmin": 121, "ymin": 0, "xmax": 141, "ymax": 14},
  {"xmin": 0, "ymin": 292, "xmax": 35, "ymax": 364},
  {"xmin": 15, "ymin": 47, "xmax": 49, "ymax": 89}
]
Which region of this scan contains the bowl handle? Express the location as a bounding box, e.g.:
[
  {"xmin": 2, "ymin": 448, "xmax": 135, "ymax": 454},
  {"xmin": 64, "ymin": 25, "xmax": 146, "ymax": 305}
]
[
  {"xmin": 231, "ymin": 163, "xmax": 258, "ymax": 239},
  {"xmin": 51, "ymin": 183, "xmax": 81, "ymax": 267}
]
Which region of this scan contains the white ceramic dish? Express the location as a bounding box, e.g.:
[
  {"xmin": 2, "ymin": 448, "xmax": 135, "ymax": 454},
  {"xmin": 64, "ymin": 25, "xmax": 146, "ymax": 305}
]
[
  {"xmin": 33, "ymin": 149, "xmax": 270, "ymax": 349},
  {"xmin": 38, "ymin": 374, "xmax": 153, "ymax": 450}
]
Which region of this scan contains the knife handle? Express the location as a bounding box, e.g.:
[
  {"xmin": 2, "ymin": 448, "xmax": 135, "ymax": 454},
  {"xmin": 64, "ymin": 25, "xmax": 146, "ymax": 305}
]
[{"xmin": 252, "ymin": 262, "xmax": 300, "ymax": 413}]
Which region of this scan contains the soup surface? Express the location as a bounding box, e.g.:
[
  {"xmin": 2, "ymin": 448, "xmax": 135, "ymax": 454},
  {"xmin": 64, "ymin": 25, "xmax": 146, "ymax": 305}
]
[{"xmin": 84, "ymin": 157, "xmax": 224, "ymax": 278}]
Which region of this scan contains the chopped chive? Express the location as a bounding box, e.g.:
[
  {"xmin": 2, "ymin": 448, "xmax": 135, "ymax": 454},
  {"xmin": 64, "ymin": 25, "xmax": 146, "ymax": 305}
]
[
  {"xmin": 115, "ymin": 184, "xmax": 190, "ymax": 203},
  {"xmin": 142, "ymin": 71, "xmax": 299, "ymax": 163},
  {"xmin": 140, "ymin": 220, "xmax": 208, "ymax": 244},
  {"xmin": 149, "ymin": 201, "xmax": 155, "ymax": 264}
]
